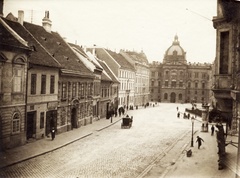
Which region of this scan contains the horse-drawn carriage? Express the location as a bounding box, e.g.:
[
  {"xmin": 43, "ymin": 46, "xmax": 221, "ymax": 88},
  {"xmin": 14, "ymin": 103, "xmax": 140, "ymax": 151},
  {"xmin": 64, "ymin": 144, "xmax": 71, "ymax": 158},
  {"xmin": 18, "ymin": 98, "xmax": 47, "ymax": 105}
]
[{"xmin": 121, "ymin": 115, "xmax": 133, "ymax": 129}]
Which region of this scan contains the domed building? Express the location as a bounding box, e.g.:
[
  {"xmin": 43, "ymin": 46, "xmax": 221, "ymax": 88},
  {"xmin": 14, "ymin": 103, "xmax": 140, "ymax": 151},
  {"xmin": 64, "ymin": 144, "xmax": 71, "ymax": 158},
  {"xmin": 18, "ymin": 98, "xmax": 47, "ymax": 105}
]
[{"xmin": 149, "ymin": 35, "xmax": 212, "ymax": 104}]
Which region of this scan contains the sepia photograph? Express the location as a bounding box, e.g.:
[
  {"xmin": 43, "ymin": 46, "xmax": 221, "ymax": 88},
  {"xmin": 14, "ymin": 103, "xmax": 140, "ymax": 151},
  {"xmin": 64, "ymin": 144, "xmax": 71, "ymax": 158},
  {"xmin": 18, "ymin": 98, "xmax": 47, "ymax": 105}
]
[{"xmin": 0, "ymin": 0, "xmax": 240, "ymax": 177}]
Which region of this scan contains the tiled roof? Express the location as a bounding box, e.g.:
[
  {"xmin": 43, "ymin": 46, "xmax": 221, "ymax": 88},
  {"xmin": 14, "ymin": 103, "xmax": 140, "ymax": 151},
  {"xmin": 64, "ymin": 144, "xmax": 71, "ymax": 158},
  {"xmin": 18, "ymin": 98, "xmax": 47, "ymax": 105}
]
[
  {"xmin": 23, "ymin": 22, "xmax": 93, "ymax": 76},
  {"xmin": 105, "ymin": 49, "xmax": 135, "ymax": 71},
  {"xmin": 2, "ymin": 17, "xmax": 61, "ymax": 68},
  {"xmin": 124, "ymin": 51, "xmax": 149, "ymax": 64},
  {"xmin": 0, "ymin": 18, "xmax": 31, "ymax": 51},
  {"xmin": 69, "ymin": 43, "xmax": 102, "ymax": 70},
  {"xmin": 97, "ymin": 60, "xmax": 119, "ymax": 83},
  {"xmin": 88, "ymin": 48, "xmax": 119, "ymax": 77}
]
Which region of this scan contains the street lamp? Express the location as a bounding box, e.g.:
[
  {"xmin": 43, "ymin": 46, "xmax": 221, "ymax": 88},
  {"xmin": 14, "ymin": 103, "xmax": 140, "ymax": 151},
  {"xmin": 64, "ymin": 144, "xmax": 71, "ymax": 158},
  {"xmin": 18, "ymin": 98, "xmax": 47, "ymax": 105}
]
[{"xmin": 191, "ymin": 116, "xmax": 195, "ymax": 147}]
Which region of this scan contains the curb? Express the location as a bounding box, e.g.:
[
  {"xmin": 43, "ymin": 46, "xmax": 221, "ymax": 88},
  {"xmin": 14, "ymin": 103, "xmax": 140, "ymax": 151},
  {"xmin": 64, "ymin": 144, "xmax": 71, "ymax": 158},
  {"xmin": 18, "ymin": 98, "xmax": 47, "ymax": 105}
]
[{"xmin": 0, "ymin": 118, "xmax": 122, "ymax": 169}]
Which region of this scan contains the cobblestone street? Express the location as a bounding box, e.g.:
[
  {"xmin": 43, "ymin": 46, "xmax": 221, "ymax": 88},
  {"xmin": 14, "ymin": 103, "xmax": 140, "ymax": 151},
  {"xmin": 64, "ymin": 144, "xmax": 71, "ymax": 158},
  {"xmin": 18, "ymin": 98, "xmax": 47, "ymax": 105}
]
[{"xmin": 0, "ymin": 104, "xmax": 194, "ymax": 178}]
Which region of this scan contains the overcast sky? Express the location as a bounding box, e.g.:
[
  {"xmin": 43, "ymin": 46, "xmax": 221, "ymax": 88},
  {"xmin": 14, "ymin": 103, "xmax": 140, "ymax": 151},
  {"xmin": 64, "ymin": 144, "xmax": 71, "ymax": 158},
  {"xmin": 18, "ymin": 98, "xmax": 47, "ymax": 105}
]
[{"xmin": 3, "ymin": 0, "xmax": 217, "ymax": 63}]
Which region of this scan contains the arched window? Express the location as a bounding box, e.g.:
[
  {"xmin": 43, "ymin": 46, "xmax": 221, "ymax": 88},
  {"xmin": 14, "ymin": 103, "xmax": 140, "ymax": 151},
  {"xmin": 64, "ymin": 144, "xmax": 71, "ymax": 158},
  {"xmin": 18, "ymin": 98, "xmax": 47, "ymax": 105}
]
[
  {"xmin": 12, "ymin": 112, "xmax": 21, "ymax": 133},
  {"xmin": 164, "ymin": 93, "xmax": 168, "ymax": 100}
]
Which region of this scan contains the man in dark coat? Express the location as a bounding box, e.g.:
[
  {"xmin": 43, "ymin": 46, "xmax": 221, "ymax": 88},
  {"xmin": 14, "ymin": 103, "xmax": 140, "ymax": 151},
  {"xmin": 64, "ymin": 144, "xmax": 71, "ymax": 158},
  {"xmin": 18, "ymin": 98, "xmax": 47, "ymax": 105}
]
[
  {"xmin": 196, "ymin": 136, "xmax": 204, "ymax": 149},
  {"xmin": 51, "ymin": 127, "xmax": 55, "ymax": 140}
]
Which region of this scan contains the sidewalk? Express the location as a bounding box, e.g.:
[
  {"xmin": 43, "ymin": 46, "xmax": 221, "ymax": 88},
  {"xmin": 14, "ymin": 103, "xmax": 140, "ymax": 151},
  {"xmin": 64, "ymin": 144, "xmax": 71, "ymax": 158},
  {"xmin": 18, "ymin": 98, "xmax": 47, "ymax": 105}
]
[
  {"xmin": 0, "ymin": 116, "xmax": 122, "ymax": 169},
  {"xmin": 164, "ymin": 120, "xmax": 238, "ymax": 178}
]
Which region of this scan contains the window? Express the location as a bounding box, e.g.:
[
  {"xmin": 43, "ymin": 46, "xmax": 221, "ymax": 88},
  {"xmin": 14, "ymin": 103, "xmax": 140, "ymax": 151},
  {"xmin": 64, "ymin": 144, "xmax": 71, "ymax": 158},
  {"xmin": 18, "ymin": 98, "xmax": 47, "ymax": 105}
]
[
  {"xmin": 188, "ymin": 72, "xmax": 192, "ymax": 78},
  {"xmin": 188, "ymin": 82, "xmax": 191, "ymax": 88},
  {"xmin": 41, "ymin": 75, "xmax": 46, "ymax": 94},
  {"xmin": 195, "ymin": 82, "xmax": 198, "ymax": 88},
  {"xmin": 0, "ymin": 67, "xmax": 2, "ymax": 93},
  {"xmin": 50, "ymin": 75, "xmax": 55, "ymax": 94},
  {"xmin": 202, "ymin": 90, "xmax": 205, "ymax": 95},
  {"xmin": 171, "ymin": 81, "xmax": 176, "ymax": 87},
  {"xmin": 195, "ymin": 90, "xmax": 198, "ymax": 94},
  {"xmin": 179, "ymin": 94, "xmax": 182, "ymax": 100},
  {"xmin": 164, "ymin": 93, "xmax": 168, "ymax": 100},
  {"xmin": 220, "ymin": 31, "xmax": 229, "ymax": 74},
  {"xmin": 151, "ymin": 81, "xmax": 154, "ymax": 86},
  {"xmin": 62, "ymin": 83, "xmax": 67, "ymax": 99},
  {"xmin": 179, "ymin": 82, "xmax": 183, "ymax": 87},
  {"xmin": 194, "ymin": 72, "xmax": 199, "ymax": 78},
  {"xmin": 40, "ymin": 112, "xmax": 44, "ymax": 129},
  {"xmin": 165, "ymin": 81, "xmax": 168, "ymax": 87},
  {"xmin": 12, "ymin": 112, "xmax": 20, "ymax": 133},
  {"xmin": 13, "ymin": 68, "xmax": 22, "ymax": 92},
  {"xmin": 72, "ymin": 83, "xmax": 76, "ymax": 98},
  {"xmin": 87, "ymin": 83, "xmax": 91, "ymax": 96},
  {"xmin": 80, "ymin": 83, "xmax": 84, "ymax": 98},
  {"xmin": 158, "ymin": 81, "xmax": 161, "ymax": 86},
  {"xmin": 202, "ymin": 83, "xmax": 205, "ymax": 89},
  {"xmin": 31, "ymin": 74, "xmax": 37, "ymax": 95}
]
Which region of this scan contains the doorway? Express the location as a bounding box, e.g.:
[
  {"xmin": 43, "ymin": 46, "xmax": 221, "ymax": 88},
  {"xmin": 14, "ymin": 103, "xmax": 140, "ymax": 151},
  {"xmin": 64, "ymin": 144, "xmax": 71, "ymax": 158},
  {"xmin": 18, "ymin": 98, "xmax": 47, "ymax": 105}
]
[
  {"xmin": 46, "ymin": 110, "xmax": 57, "ymax": 136},
  {"xmin": 71, "ymin": 108, "xmax": 77, "ymax": 129},
  {"xmin": 170, "ymin": 92, "xmax": 176, "ymax": 103},
  {"xmin": 27, "ymin": 111, "xmax": 36, "ymax": 139}
]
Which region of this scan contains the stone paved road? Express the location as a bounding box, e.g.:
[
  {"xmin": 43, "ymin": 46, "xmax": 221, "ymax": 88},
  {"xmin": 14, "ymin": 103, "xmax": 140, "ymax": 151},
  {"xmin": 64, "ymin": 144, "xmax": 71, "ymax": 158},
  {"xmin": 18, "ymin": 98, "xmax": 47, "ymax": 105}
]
[{"xmin": 0, "ymin": 103, "xmax": 192, "ymax": 178}]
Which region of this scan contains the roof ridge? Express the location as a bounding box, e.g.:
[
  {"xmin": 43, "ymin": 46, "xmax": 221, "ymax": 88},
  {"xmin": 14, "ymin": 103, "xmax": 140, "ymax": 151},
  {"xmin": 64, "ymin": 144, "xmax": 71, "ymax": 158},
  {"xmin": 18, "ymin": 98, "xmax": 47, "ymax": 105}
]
[
  {"xmin": 0, "ymin": 17, "xmax": 29, "ymax": 48},
  {"xmin": 22, "ymin": 23, "xmax": 61, "ymax": 67}
]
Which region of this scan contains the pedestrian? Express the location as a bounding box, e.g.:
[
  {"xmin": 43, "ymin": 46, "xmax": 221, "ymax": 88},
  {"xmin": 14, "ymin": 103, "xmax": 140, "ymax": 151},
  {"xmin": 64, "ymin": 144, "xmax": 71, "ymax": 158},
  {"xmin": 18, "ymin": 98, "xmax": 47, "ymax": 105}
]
[
  {"xmin": 211, "ymin": 125, "xmax": 215, "ymax": 136},
  {"xmin": 177, "ymin": 112, "xmax": 180, "ymax": 118},
  {"xmin": 51, "ymin": 127, "xmax": 55, "ymax": 140},
  {"xmin": 177, "ymin": 107, "xmax": 179, "ymax": 111},
  {"xmin": 196, "ymin": 136, "xmax": 204, "ymax": 149},
  {"xmin": 187, "ymin": 113, "xmax": 190, "ymax": 119}
]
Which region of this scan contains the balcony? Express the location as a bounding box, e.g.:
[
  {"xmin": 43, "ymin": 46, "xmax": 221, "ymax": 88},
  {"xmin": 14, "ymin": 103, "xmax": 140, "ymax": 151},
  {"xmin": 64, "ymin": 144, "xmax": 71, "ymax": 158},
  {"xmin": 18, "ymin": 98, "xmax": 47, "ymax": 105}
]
[
  {"xmin": 231, "ymin": 90, "xmax": 240, "ymax": 101},
  {"xmin": 212, "ymin": 75, "xmax": 232, "ymax": 99}
]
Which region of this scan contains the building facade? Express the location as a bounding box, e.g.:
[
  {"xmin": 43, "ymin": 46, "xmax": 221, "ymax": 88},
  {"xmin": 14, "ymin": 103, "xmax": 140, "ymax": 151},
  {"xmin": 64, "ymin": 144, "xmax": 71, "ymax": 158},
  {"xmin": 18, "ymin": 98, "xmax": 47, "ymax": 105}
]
[
  {"xmin": 0, "ymin": 16, "xmax": 32, "ymax": 150},
  {"xmin": 120, "ymin": 50, "xmax": 150, "ymax": 107},
  {"xmin": 212, "ymin": 0, "xmax": 240, "ymax": 175},
  {"xmin": 149, "ymin": 35, "xmax": 212, "ymax": 104}
]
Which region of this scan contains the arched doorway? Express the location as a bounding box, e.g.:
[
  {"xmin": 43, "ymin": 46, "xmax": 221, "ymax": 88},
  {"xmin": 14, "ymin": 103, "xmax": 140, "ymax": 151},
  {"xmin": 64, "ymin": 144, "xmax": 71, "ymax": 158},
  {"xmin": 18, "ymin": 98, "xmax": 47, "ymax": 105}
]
[
  {"xmin": 170, "ymin": 92, "xmax": 176, "ymax": 103},
  {"xmin": 71, "ymin": 108, "xmax": 77, "ymax": 129}
]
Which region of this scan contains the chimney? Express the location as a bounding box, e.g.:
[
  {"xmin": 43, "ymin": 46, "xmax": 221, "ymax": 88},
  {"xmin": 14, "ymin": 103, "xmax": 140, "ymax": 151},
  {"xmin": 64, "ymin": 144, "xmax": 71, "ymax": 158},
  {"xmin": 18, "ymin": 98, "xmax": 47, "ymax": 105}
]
[
  {"xmin": 42, "ymin": 11, "xmax": 52, "ymax": 33},
  {"xmin": 0, "ymin": 0, "xmax": 3, "ymax": 17},
  {"xmin": 18, "ymin": 10, "xmax": 24, "ymax": 25}
]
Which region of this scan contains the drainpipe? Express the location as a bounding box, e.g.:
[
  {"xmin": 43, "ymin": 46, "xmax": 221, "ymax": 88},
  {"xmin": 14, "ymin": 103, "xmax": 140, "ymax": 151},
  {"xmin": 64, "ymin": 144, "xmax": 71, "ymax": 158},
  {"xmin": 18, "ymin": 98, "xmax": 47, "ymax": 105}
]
[
  {"xmin": 236, "ymin": 111, "xmax": 240, "ymax": 177},
  {"xmin": 25, "ymin": 57, "xmax": 29, "ymax": 140}
]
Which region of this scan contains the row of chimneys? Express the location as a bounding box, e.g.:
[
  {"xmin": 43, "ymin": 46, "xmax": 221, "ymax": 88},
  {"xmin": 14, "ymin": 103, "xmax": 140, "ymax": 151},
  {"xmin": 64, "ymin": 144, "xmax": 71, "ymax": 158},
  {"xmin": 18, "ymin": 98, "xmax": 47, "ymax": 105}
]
[
  {"xmin": 18, "ymin": 10, "xmax": 52, "ymax": 33},
  {"xmin": 0, "ymin": 0, "xmax": 52, "ymax": 33}
]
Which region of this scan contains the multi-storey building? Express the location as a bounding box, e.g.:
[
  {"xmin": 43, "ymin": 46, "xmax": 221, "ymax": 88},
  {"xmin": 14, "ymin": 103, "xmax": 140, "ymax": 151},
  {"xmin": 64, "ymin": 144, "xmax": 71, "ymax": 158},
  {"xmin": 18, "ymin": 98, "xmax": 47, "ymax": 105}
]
[
  {"xmin": 149, "ymin": 35, "xmax": 212, "ymax": 104},
  {"xmin": 3, "ymin": 11, "xmax": 61, "ymax": 140},
  {"xmin": 212, "ymin": 0, "xmax": 240, "ymax": 175},
  {"xmin": 87, "ymin": 47, "xmax": 135, "ymax": 110},
  {"xmin": 0, "ymin": 15, "xmax": 32, "ymax": 149},
  {"xmin": 120, "ymin": 50, "xmax": 150, "ymax": 107}
]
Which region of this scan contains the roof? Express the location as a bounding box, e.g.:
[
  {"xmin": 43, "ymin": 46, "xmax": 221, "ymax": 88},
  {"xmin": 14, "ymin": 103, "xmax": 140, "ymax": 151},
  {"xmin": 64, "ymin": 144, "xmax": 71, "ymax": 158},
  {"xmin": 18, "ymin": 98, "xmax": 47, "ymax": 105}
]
[
  {"xmin": 97, "ymin": 59, "xmax": 119, "ymax": 83},
  {"xmin": 166, "ymin": 35, "xmax": 185, "ymax": 56},
  {"xmin": 2, "ymin": 16, "xmax": 61, "ymax": 68},
  {"xmin": 0, "ymin": 17, "xmax": 31, "ymax": 51},
  {"xmin": 105, "ymin": 49, "xmax": 135, "ymax": 71},
  {"xmin": 23, "ymin": 21, "xmax": 93, "ymax": 76},
  {"xmin": 122, "ymin": 50, "xmax": 149, "ymax": 65},
  {"xmin": 69, "ymin": 43, "xmax": 102, "ymax": 72},
  {"xmin": 87, "ymin": 48, "xmax": 119, "ymax": 77}
]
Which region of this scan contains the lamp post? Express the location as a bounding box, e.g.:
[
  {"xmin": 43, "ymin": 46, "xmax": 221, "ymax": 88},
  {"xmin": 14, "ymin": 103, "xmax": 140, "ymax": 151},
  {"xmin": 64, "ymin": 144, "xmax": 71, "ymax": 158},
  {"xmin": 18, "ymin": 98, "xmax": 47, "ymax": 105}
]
[{"xmin": 191, "ymin": 116, "xmax": 195, "ymax": 147}]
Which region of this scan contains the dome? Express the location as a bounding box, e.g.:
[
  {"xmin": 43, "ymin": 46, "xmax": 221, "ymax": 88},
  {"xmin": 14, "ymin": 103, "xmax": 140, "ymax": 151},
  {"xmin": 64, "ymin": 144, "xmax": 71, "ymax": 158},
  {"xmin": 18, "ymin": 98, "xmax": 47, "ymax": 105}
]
[
  {"xmin": 163, "ymin": 35, "xmax": 187, "ymax": 64},
  {"xmin": 166, "ymin": 35, "xmax": 185, "ymax": 56}
]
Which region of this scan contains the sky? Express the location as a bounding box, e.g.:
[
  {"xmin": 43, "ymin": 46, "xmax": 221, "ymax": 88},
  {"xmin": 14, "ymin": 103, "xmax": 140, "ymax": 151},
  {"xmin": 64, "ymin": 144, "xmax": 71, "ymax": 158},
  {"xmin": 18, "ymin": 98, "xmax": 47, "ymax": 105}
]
[{"xmin": 3, "ymin": 0, "xmax": 217, "ymax": 63}]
